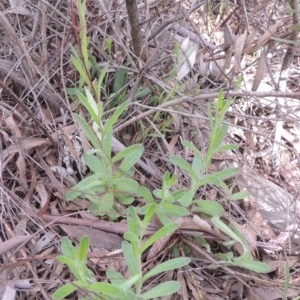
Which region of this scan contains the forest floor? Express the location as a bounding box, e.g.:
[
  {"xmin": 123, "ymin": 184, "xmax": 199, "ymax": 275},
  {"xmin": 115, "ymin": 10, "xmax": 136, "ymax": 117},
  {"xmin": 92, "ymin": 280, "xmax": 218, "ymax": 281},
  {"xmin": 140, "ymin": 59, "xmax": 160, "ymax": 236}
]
[{"xmin": 1, "ymin": 0, "xmax": 300, "ymax": 299}]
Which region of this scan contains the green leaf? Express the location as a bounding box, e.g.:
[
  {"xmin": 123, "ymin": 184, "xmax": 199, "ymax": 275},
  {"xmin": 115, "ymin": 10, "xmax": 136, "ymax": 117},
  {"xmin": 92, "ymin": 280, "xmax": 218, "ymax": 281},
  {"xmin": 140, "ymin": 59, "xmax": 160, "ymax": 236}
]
[
  {"xmin": 97, "ymin": 64, "xmax": 108, "ymax": 96},
  {"xmin": 127, "ymin": 207, "xmax": 140, "ymax": 236},
  {"xmin": 73, "ymin": 114, "xmax": 101, "ymax": 149},
  {"xmin": 201, "ymin": 174, "xmax": 229, "ymax": 191},
  {"xmin": 228, "ymin": 191, "xmax": 250, "ymax": 201},
  {"xmin": 211, "ymin": 124, "xmax": 228, "ymax": 150},
  {"xmin": 116, "ymin": 194, "xmax": 135, "ymax": 205},
  {"xmin": 87, "ymin": 282, "xmax": 124, "ymax": 298},
  {"xmin": 136, "ymin": 87, "xmax": 151, "ymax": 98},
  {"xmin": 102, "ymin": 126, "xmax": 113, "ymax": 159},
  {"xmin": 213, "ymin": 167, "xmax": 239, "ymax": 181},
  {"xmin": 139, "ymin": 187, "xmax": 155, "ymax": 203},
  {"xmin": 191, "ymin": 154, "xmax": 204, "ymax": 178},
  {"xmin": 176, "ymin": 189, "xmax": 196, "ymax": 207},
  {"xmin": 164, "ymin": 172, "xmax": 178, "ymax": 188},
  {"xmin": 97, "ymin": 192, "xmax": 115, "ymax": 213},
  {"xmin": 217, "ymin": 144, "xmax": 238, "ymax": 152},
  {"xmin": 106, "ymin": 270, "xmax": 125, "ymax": 285},
  {"xmin": 60, "ymin": 237, "xmax": 75, "ymax": 258},
  {"xmin": 160, "ymin": 202, "xmax": 190, "ymax": 217},
  {"xmin": 57, "ymin": 255, "xmax": 75, "ymax": 266},
  {"xmin": 103, "ymin": 100, "xmax": 129, "ymax": 135},
  {"xmin": 215, "ymin": 251, "xmax": 234, "ymax": 261},
  {"xmin": 142, "ymin": 281, "xmax": 181, "ymax": 299},
  {"xmin": 181, "ymin": 140, "xmax": 203, "ymax": 156},
  {"xmin": 112, "ymin": 144, "xmax": 144, "ymax": 171},
  {"xmin": 235, "ymin": 261, "xmax": 271, "ymax": 273},
  {"xmin": 122, "ymin": 241, "xmax": 141, "ymax": 277},
  {"xmin": 71, "ymin": 48, "xmax": 88, "ymax": 83},
  {"xmin": 65, "ymin": 173, "xmax": 105, "ymax": 201},
  {"xmin": 114, "ymin": 176, "xmax": 140, "ymax": 193},
  {"xmin": 74, "ymin": 89, "xmax": 98, "ymax": 123},
  {"xmin": 212, "ymin": 217, "xmax": 244, "ymax": 247},
  {"xmin": 156, "ymin": 210, "xmax": 172, "ymax": 225},
  {"xmin": 118, "ymin": 274, "xmax": 141, "ymax": 291},
  {"xmin": 113, "ymin": 68, "xmax": 128, "ymax": 94},
  {"xmin": 84, "ymin": 153, "xmax": 106, "ymax": 174},
  {"xmin": 141, "ymin": 203, "xmax": 156, "ymax": 230},
  {"xmin": 171, "ymin": 189, "xmax": 186, "ymax": 201},
  {"xmin": 53, "ymin": 283, "xmax": 78, "ymax": 299},
  {"xmin": 124, "ymin": 232, "xmax": 140, "ymax": 245},
  {"xmin": 169, "ymin": 155, "xmax": 197, "ymax": 179},
  {"xmin": 78, "ymin": 236, "xmax": 90, "ymax": 262},
  {"xmin": 143, "ymin": 257, "xmax": 190, "ymax": 282},
  {"xmin": 141, "ymin": 223, "xmax": 178, "ymax": 253},
  {"xmin": 193, "ymin": 200, "xmax": 224, "ymax": 216}
]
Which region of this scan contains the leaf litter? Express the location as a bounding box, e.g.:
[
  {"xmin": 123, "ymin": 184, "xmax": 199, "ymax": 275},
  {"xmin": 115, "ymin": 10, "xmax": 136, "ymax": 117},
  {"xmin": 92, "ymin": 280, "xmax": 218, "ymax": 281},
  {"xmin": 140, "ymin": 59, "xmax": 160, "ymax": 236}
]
[{"xmin": 0, "ymin": 0, "xmax": 300, "ymax": 299}]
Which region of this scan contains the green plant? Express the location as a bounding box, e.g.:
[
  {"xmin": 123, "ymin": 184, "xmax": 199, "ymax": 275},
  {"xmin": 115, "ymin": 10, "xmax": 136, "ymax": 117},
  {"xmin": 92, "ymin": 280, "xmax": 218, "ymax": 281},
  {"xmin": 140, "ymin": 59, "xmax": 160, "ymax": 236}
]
[
  {"xmin": 55, "ymin": 0, "xmax": 271, "ymax": 298},
  {"xmin": 53, "ymin": 206, "xmax": 190, "ymax": 300},
  {"xmin": 66, "ymin": 95, "xmax": 143, "ymax": 217}
]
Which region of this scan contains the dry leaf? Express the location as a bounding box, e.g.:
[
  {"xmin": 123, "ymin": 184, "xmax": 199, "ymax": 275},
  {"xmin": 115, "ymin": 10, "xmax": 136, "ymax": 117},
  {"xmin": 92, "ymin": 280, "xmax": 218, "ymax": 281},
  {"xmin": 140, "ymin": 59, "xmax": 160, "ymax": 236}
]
[
  {"xmin": 60, "ymin": 224, "xmax": 122, "ymax": 250},
  {"xmin": 234, "ymin": 30, "xmax": 247, "ymax": 73},
  {"xmin": 245, "ymin": 24, "xmax": 279, "ymax": 54},
  {"xmin": 35, "ymin": 182, "xmax": 50, "ymax": 209},
  {"xmin": 0, "ymin": 236, "xmax": 29, "ymax": 255},
  {"xmin": 252, "ymin": 52, "xmax": 266, "ymax": 91},
  {"xmin": 147, "ymin": 231, "xmax": 174, "ymax": 260},
  {"xmin": 177, "ymin": 37, "xmax": 197, "ymax": 81}
]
